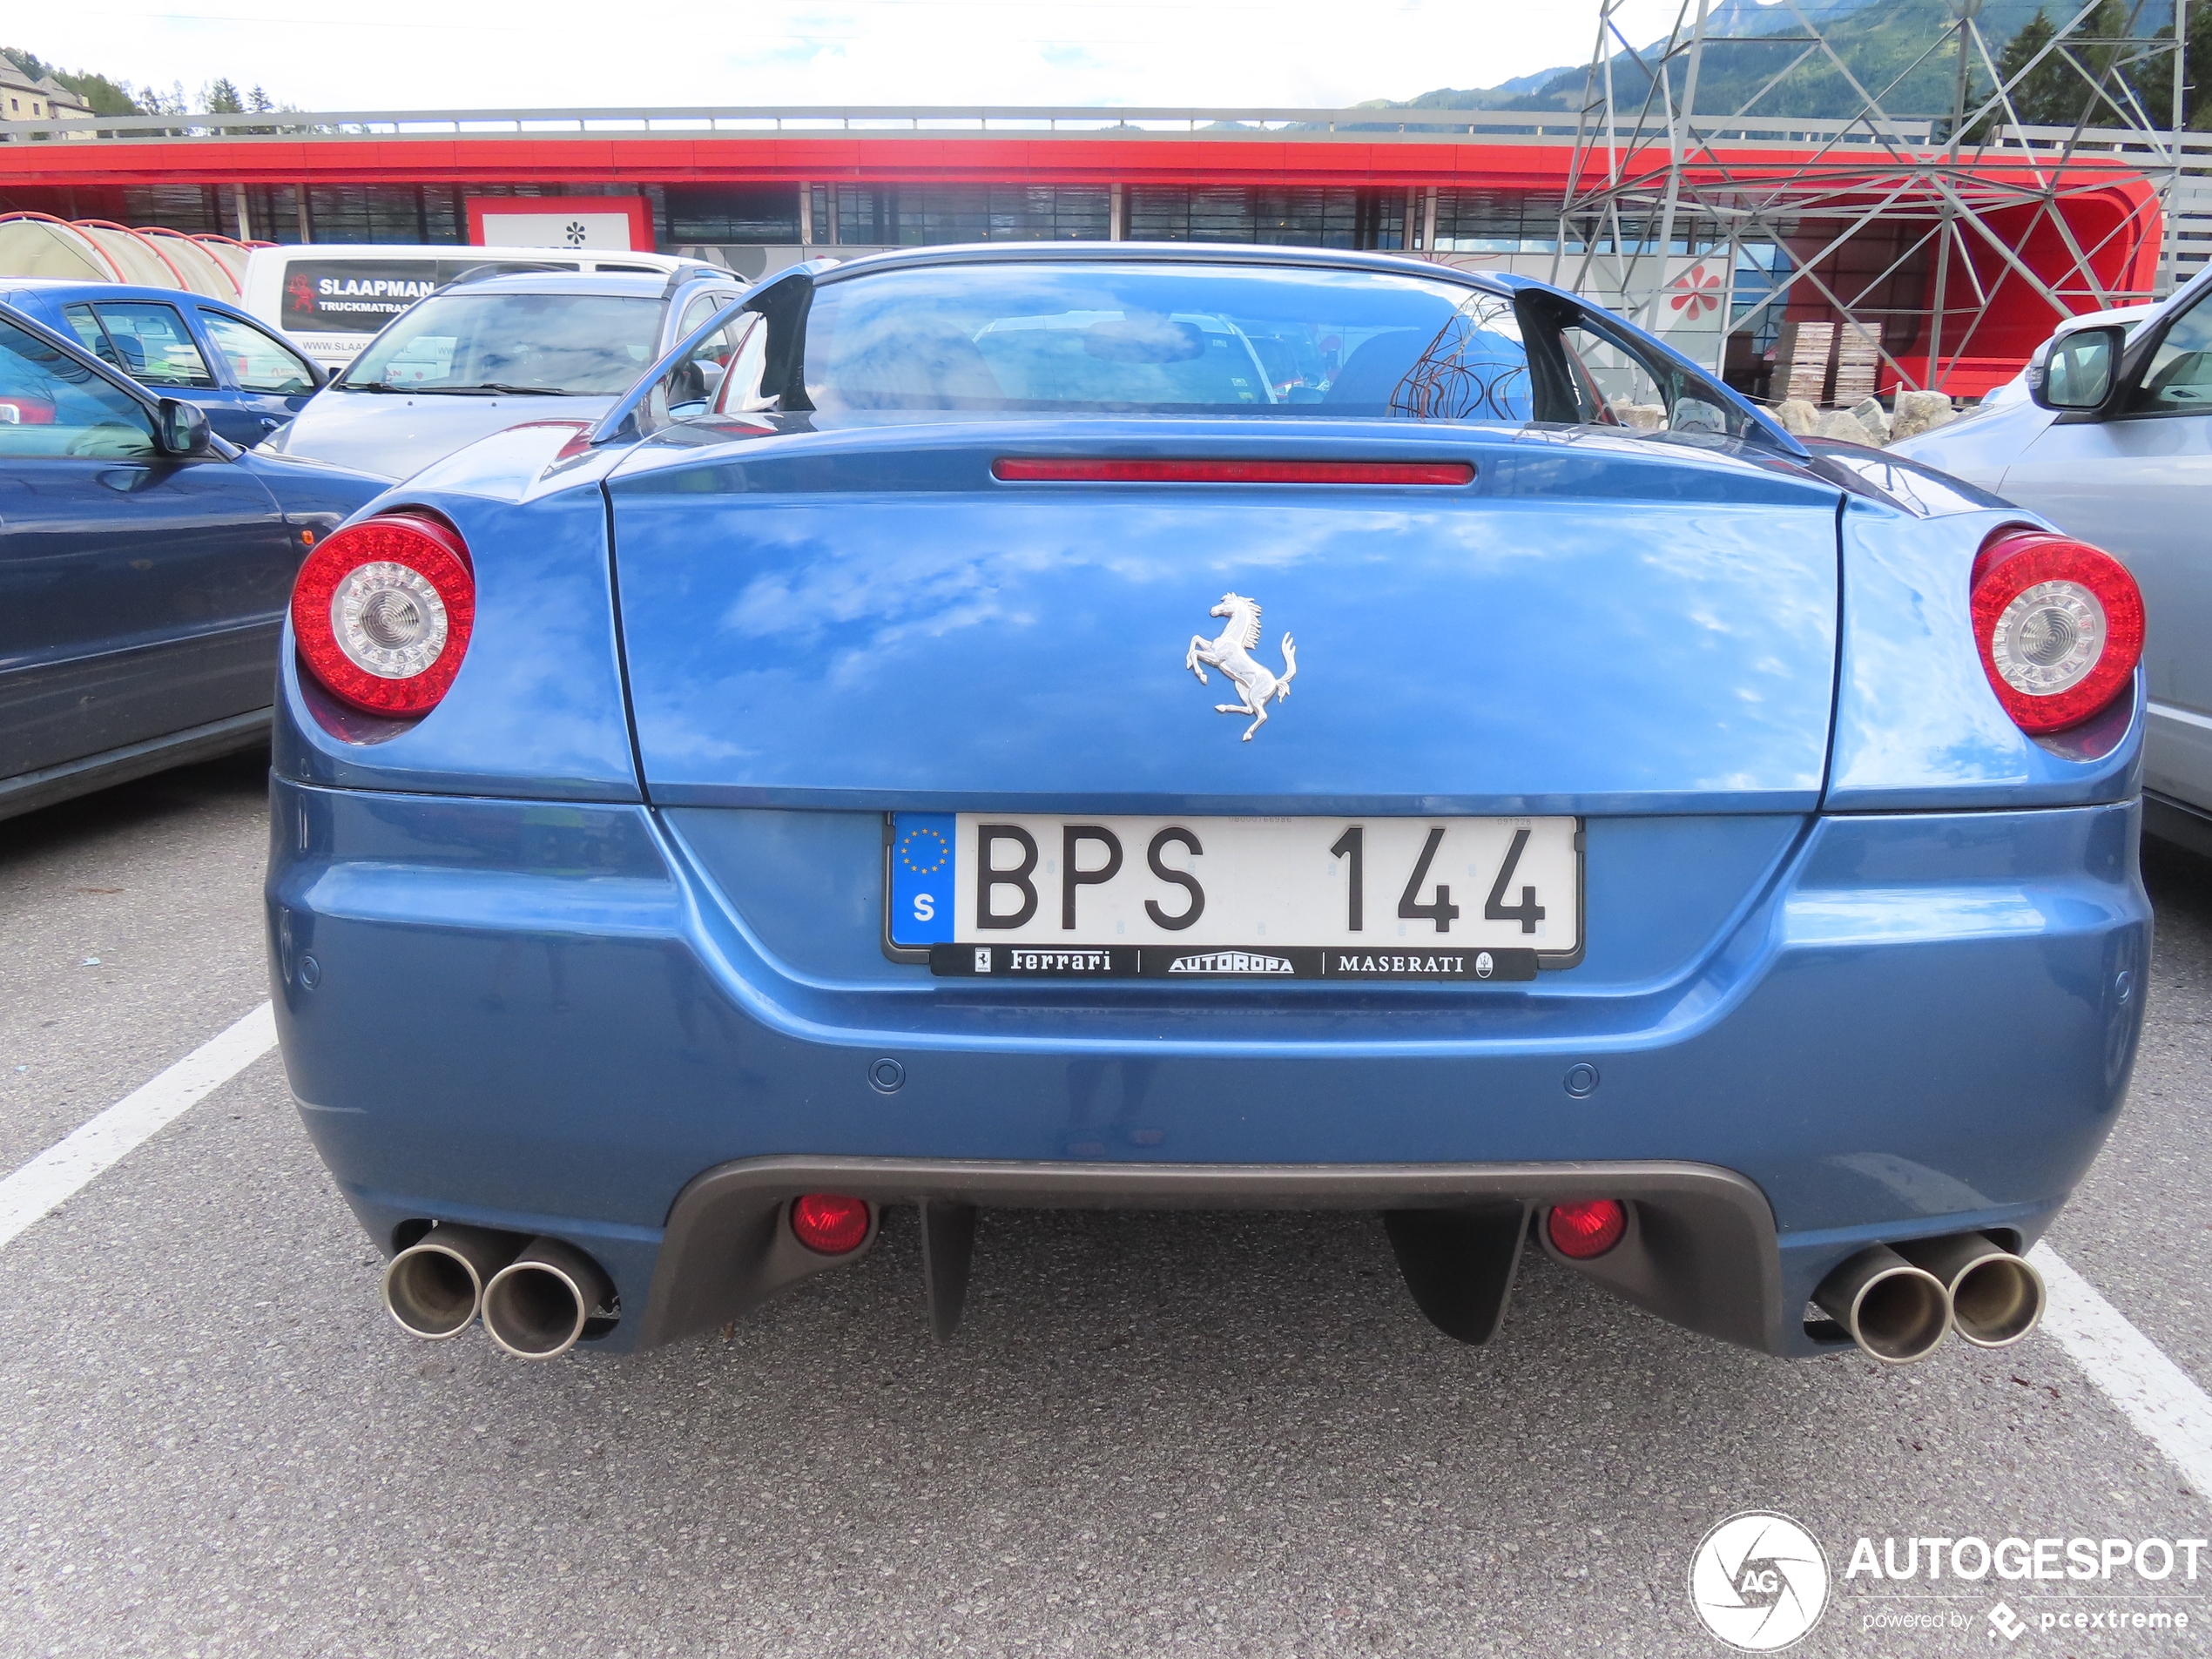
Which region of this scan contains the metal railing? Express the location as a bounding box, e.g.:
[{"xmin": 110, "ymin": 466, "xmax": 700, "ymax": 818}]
[{"xmin": 0, "ymin": 101, "xmax": 1945, "ymax": 146}]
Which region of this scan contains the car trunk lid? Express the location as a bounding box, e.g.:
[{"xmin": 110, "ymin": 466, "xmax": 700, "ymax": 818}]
[{"xmin": 605, "ymin": 422, "xmax": 1841, "ymax": 815}]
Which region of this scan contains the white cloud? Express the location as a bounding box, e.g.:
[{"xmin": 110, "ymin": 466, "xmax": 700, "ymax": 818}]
[{"xmin": 27, "ymin": 0, "xmax": 1636, "ymax": 111}]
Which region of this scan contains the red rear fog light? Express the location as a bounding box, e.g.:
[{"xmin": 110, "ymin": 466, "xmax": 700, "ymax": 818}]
[
  {"xmin": 1548, "ymin": 1199, "xmax": 1628, "ymax": 1259},
  {"xmin": 790, "ymin": 1193, "xmax": 872, "ymax": 1255}
]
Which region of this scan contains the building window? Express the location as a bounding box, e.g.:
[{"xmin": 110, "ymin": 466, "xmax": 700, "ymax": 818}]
[
  {"xmin": 1127, "ymin": 186, "xmax": 1402, "ymax": 249},
  {"xmin": 806, "ymin": 184, "xmax": 1110, "ymax": 247},
  {"xmin": 1432, "ymin": 192, "xmax": 1562, "ymax": 254},
  {"xmin": 121, "ymin": 185, "xmax": 224, "ymax": 236},
  {"xmin": 665, "ymin": 185, "xmax": 800, "ymax": 244}
]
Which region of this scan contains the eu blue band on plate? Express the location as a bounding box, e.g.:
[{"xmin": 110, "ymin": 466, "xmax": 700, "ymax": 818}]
[{"xmin": 889, "ymin": 813, "xmax": 956, "ymax": 946}]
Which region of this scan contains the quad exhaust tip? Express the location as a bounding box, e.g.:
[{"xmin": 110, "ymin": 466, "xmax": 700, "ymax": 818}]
[
  {"xmin": 1812, "ymin": 1244, "xmax": 1951, "ymax": 1364},
  {"xmin": 1897, "ymin": 1232, "xmax": 2046, "ymax": 1349},
  {"xmin": 381, "ymin": 1224, "xmax": 524, "ymax": 1340},
  {"xmin": 1814, "ymin": 1234, "xmax": 2046, "ymax": 1363},
  {"xmin": 481, "ymin": 1237, "xmax": 617, "ymax": 1360}
]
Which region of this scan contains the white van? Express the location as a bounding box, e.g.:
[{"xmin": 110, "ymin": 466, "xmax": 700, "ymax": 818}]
[{"xmin": 239, "ymin": 244, "xmax": 711, "ymax": 368}]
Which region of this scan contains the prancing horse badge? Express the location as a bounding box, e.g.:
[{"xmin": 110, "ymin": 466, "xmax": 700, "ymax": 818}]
[{"xmin": 1184, "ymin": 592, "xmax": 1298, "ymax": 741}]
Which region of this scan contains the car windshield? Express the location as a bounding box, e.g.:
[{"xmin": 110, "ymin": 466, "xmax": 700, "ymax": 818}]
[
  {"xmin": 345, "ymin": 292, "xmax": 662, "ymax": 395},
  {"xmin": 801, "ymin": 263, "xmax": 1530, "ymax": 419}
]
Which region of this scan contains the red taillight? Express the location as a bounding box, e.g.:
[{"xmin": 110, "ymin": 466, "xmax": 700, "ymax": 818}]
[
  {"xmin": 991, "ymin": 457, "xmax": 1475, "ymax": 486},
  {"xmin": 1970, "ymin": 529, "xmax": 2143, "ymax": 735},
  {"xmin": 291, "ymin": 514, "xmax": 475, "ymax": 718},
  {"xmin": 789, "ymin": 1193, "xmax": 872, "ymax": 1255},
  {"xmin": 1547, "ymin": 1199, "xmax": 1628, "ymax": 1260}
]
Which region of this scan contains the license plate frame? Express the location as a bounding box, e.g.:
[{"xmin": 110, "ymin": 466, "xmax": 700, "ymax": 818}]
[{"xmin": 882, "ymin": 813, "xmax": 1583, "ymax": 979}]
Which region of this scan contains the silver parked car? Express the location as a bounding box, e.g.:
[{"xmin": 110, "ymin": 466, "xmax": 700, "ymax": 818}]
[
  {"xmin": 259, "ymin": 266, "xmax": 745, "ymax": 481},
  {"xmin": 1892, "ymin": 268, "xmax": 2212, "ymax": 854}
]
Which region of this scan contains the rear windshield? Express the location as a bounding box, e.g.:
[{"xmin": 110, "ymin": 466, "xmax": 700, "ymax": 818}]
[
  {"xmin": 344, "ymin": 293, "xmax": 661, "ymax": 395},
  {"xmin": 801, "ymin": 263, "xmax": 1530, "ymax": 420}
]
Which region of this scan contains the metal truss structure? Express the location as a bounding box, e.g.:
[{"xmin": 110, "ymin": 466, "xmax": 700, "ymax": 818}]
[{"xmin": 1554, "ymin": 0, "xmax": 2189, "ymax": 397}]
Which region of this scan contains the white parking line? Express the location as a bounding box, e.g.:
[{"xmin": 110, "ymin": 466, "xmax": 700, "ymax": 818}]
[
  {"xmin": 2032, "ymin": 1243, "xmax": 2212, "ymax": 1500},
  {"xmin": 0, "ymin": 1001, "xmax": 276, "ymax": 1252}
]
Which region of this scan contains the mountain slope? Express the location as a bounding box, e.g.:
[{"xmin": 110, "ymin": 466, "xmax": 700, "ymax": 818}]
[{"xmin": 1383, "ymin": 0, "xmax": 2092, "ymax": 122}]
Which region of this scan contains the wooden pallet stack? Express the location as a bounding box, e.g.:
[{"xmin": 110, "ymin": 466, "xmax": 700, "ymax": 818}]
[
  {"xmin": 1831, "ymin": 323, "xmax": 1883, "ymax": 407},
  {"xmin": 1774, "ymin": 320, "xmax": 1835, "ymax": 404}
]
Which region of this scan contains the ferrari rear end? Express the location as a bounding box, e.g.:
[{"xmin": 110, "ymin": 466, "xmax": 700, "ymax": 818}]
[{"xmin": 266, "ymin": 248, "xmax": 2148, "ymax": 1367}]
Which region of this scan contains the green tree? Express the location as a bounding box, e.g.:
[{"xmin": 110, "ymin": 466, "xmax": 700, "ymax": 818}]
[
  {"xmin": 54, "ymin": 71, "xmax": 140, "ymax": 116},
  {"xmin": 2138, "ymin": 0, "xmax": 2212, "ymax": 128},
  {"xmin": 203, "ymin": 77, "xmax": 243, "ymax": 113},
  {"xmin": 1991, "ymin": 8, "xmax": 2065, "ymax": 122},
  {"xmin": 1986, "ymin": 2, "xmax": 2145, "ymax": 130}
]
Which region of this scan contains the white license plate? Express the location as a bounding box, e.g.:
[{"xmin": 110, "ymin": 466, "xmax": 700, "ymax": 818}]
[{"xmin": 887, "ymin": 813, "xmax": 1580, "ymax": 980}]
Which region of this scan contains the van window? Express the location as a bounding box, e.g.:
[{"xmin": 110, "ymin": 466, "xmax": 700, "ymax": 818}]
[
  {"xmin": 276, "ymin": 257, "xmax": 583, "ymax": 337},
  {"xmin": 280, "ymin": 260, "xmax": 447, "ymax": 337}
]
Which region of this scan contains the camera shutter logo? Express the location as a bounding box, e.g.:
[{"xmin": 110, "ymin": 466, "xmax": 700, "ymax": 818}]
[{"xmin": 1688, "ymin": 1512, "xmax": 1830, "ymax": 1651}]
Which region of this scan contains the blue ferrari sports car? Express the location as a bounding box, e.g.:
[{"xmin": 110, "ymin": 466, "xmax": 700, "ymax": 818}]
[{"xmin": 266, "ymin": 246, "xmax": 2147, "ymax": 1371}]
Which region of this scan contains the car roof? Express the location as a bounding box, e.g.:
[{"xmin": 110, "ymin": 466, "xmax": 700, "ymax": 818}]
[
  {"xmin": 2055, "ymin": 302, "xmax": 2158, "ymax": 333},
  {"xmin": 813, "ymin": 240, "xmax": 1515, "ymax": 296},
  {"xmin": 435, "ymin": 270, "xmax": 738, "ymax": 300},
  {"xmin": 0, "ymin": 279, "xmax": 250, "ymax": 313}
]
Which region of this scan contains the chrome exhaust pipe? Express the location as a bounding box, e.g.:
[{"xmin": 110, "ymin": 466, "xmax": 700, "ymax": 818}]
[
  {"xmin": 1812, "ymin": 1244, "xmax": 1951, "ymax": 1364},
  {"xmin": 1896, "ymin": 1233, "xmax": 2046, "ymax": 1348},
  {"xmin": 381, "ymin": 1224, "xmax": 524, "ymax": 1340},
  {"xmin": 481, "ymin": 1237, "xmax": 616, "ymax": 1359}
]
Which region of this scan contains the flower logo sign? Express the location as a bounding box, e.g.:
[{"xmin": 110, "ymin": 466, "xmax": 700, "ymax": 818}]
[{"xmin": 1669, "ymin": 264, "xmax": 1724, "ymax": 320}]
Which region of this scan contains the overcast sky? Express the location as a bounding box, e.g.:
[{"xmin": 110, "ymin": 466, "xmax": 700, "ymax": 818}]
[{"xmin": 24, "ymin": 0, "xmax": 1701, "ymax": 112}]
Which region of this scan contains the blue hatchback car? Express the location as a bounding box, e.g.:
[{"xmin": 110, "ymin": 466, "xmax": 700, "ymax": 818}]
[
  {"xmin": 266, "ymin": 247, "xmax": 2148, "ymax": 1372},
  {"xmin": 0, "ymin": 279, "xmax": 327, "ymax": 448}
]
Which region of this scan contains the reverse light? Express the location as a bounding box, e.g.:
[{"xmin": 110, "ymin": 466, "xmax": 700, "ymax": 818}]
[
  {"xmin": 1547, "ymin": 1199, "xmax": 1628, "ymax": 1260},
  {"xmin": 992, "ymin": 457, "xmax": 1475, "ymax": 486},
  {"xmin": 790, "ymin": 1193, "xmax": 872, "ymax": 1255},
  {"xmin": 291, "ymin": 514, "xmax": 475, "ymax": 717},
  {"xmin": 1970, "ymin": 529, "xmax": 2143, "ymax": 735}
]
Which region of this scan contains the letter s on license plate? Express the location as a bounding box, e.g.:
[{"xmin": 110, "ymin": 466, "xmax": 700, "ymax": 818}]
[{"xmin": 885, "ymin": 814, "xmax": 1580, "ymax": 979}]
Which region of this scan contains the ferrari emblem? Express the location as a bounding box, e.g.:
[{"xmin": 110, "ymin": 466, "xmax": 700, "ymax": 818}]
[{"xmin": 1184, "ymin": 592, "xmax": 1298, "ymax": 741}]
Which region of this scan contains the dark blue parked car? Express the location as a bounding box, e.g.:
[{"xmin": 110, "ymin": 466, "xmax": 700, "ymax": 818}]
[
  {"xmin": 268, "ymin": 247, "xmax": 2147, "ymax": 1373},
  {"xmin": 0, "ymin": 279, "xmax": 327, "ymax": 448},
  {"xmin": 0, "ymin": 302, "xmax": 381, "ymax": 820}
]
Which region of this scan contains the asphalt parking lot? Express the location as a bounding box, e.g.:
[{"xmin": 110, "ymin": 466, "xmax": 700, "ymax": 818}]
[{"xmin": 4, "ymin": 756, "xmax": 2212, "ymax": 1657}]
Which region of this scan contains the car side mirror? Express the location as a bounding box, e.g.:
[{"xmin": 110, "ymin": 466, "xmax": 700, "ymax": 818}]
[
  {"xmin": 306, "ymin": 358, "xmax": 331, "ymax": 390},
  {"xmin": 2028, "ymin": 326, "xmax": 2122, "ymax": 412},
  {"xmin": 156, "ymin": 397, "xmax": 211, "ymax": 456}
]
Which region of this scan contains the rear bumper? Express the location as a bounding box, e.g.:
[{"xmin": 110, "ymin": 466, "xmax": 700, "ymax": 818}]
[
  {"xmin": 266, "ymin": 779, "xmax": 2148, "ymax": 1359},
  {"xmin": 637, "ymin": 1156, "xmax": 1781, "ymax": 1352}
]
